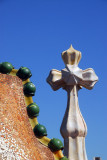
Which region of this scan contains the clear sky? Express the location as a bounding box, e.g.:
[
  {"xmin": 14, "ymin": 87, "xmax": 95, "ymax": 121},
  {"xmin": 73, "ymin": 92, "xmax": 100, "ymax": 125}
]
[{"xmin": 0, "ymin": 0, "xmax": 107, "ymax": 159}]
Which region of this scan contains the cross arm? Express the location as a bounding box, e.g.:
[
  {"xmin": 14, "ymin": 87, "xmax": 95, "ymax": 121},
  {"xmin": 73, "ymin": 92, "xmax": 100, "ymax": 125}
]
[
  {"xmin": 47, "ymin": 67, "xmax": 98, "ymax": 91},
  {"xmin": 79, "ymin": 68, "xmax": 98, "ymax": 90},
  {"xmin": 46, "ymin": 69, "xmax": 66, "ymax": 91}
]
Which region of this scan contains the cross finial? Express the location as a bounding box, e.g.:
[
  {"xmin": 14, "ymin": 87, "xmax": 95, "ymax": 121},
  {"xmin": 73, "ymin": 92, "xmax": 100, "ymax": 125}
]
[
  {"xmin": 47, "ymin": 45, "xmax": 98, "ymax": 160},
  {"xmin": 62, "ymin": 44, "xmax": 81, "ymax": 66}
]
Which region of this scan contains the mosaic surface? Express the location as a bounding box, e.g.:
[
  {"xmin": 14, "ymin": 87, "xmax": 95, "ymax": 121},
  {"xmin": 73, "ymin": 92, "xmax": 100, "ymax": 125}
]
[{"xmin": 0, "ymin": 74, "xmax": 54, "ymax": 160}]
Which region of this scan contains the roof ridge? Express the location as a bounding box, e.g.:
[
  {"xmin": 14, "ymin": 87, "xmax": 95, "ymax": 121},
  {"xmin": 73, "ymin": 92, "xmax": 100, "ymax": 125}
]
[{"xmin": 0, "ymin": 62, "xmax": 68, "ymax": 160}]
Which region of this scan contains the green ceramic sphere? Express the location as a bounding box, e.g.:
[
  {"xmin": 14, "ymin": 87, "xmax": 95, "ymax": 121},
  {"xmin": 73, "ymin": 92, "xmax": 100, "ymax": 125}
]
[
  {"xmin": 60, "ymin": 156, "xmax": 69, "ymax": 160},
  {"xmin": 0, "ymin": 62, "xmax": 13, "ymax": 74},
  {"xmin": 27, "ymin": 103, "xmax": 39, "ymax": 118},
  {"xmin": 23, "ymin": 82, "xmax": 36, "ymax": 97},
  {"xmin": 16, "ymin": 67, "xmax": 32, "ymax": 80},
  {"xmin": 33, "ymin": 124, "xmax": 47, "ymax": 137},
  {"xmin": 48, "ymin": 138, "xmax": 64, "ymax": 152}
]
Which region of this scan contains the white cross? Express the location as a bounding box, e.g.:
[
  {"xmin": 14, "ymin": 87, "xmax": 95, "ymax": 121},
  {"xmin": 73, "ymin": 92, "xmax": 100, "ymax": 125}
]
[{"xmin": 47, "ymin": 45, "xmax": 98, "ymax": 160}]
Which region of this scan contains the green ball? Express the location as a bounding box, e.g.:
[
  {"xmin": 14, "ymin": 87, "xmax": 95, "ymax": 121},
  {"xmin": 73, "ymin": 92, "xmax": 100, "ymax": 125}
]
[
  {"xmin": 0, "ymin": 62, "xmax": 13, "ymax": 74},
  {"xmin": 27, "ymin": 103, "xmax": 39, "ymax": 118},
  {"xmin": 23, "ymin": 82, "xmax": 36, "ymax": 97},
  {"xmin": 48, "ymin": 138, "xmax": 64, "ymax": 152},
  {"xmin": 33, "ymin": 124, "xmax": 47, "ymax": 137},
  {"xmin": 60, "ymin": 156, "xmax": 69, "ymax": 160},
  {"xmin": 16, "ymin": 67, "xmax": 32, "ymax": 80}
]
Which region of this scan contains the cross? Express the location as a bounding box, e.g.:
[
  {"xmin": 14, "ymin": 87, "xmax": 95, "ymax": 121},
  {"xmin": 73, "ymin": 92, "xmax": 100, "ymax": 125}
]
[{"xmin": 47, "ymin": 45, "xmax": 98, "ymax": 160}]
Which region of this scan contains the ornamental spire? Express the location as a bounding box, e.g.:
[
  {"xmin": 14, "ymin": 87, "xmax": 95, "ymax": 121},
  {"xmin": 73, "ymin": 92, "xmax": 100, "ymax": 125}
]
[
  {"xmin": 47, "ymin": 45, "xmax": 98, "ymax": 160},
  {"xmin": 61, "ymin": 44, "xmax": 81, "ymax": 65}
]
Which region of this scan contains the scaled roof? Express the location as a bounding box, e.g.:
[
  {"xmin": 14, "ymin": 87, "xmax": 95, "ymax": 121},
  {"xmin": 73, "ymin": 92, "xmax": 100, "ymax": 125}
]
[{"xmin": 0, "ymin": 62, "xmax": 67, "ymax": 160}]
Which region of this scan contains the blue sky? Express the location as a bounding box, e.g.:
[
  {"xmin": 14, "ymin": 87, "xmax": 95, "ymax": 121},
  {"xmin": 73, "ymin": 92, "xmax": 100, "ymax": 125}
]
[{"xmin": 0, "ymin": 0, "xmax": 107, "ymax": 159}]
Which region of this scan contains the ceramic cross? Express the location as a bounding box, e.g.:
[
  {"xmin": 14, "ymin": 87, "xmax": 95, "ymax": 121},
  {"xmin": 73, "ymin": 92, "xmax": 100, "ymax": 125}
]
[{"xmin": 47, "ymin": 45, "xmax": 98, "ymax": 160}]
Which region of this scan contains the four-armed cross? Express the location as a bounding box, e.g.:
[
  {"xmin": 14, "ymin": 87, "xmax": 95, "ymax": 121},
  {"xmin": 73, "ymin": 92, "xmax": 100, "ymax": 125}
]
[{"xmin": 47, "ymin": 45, "xmax": 98, "ymax": 160}]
